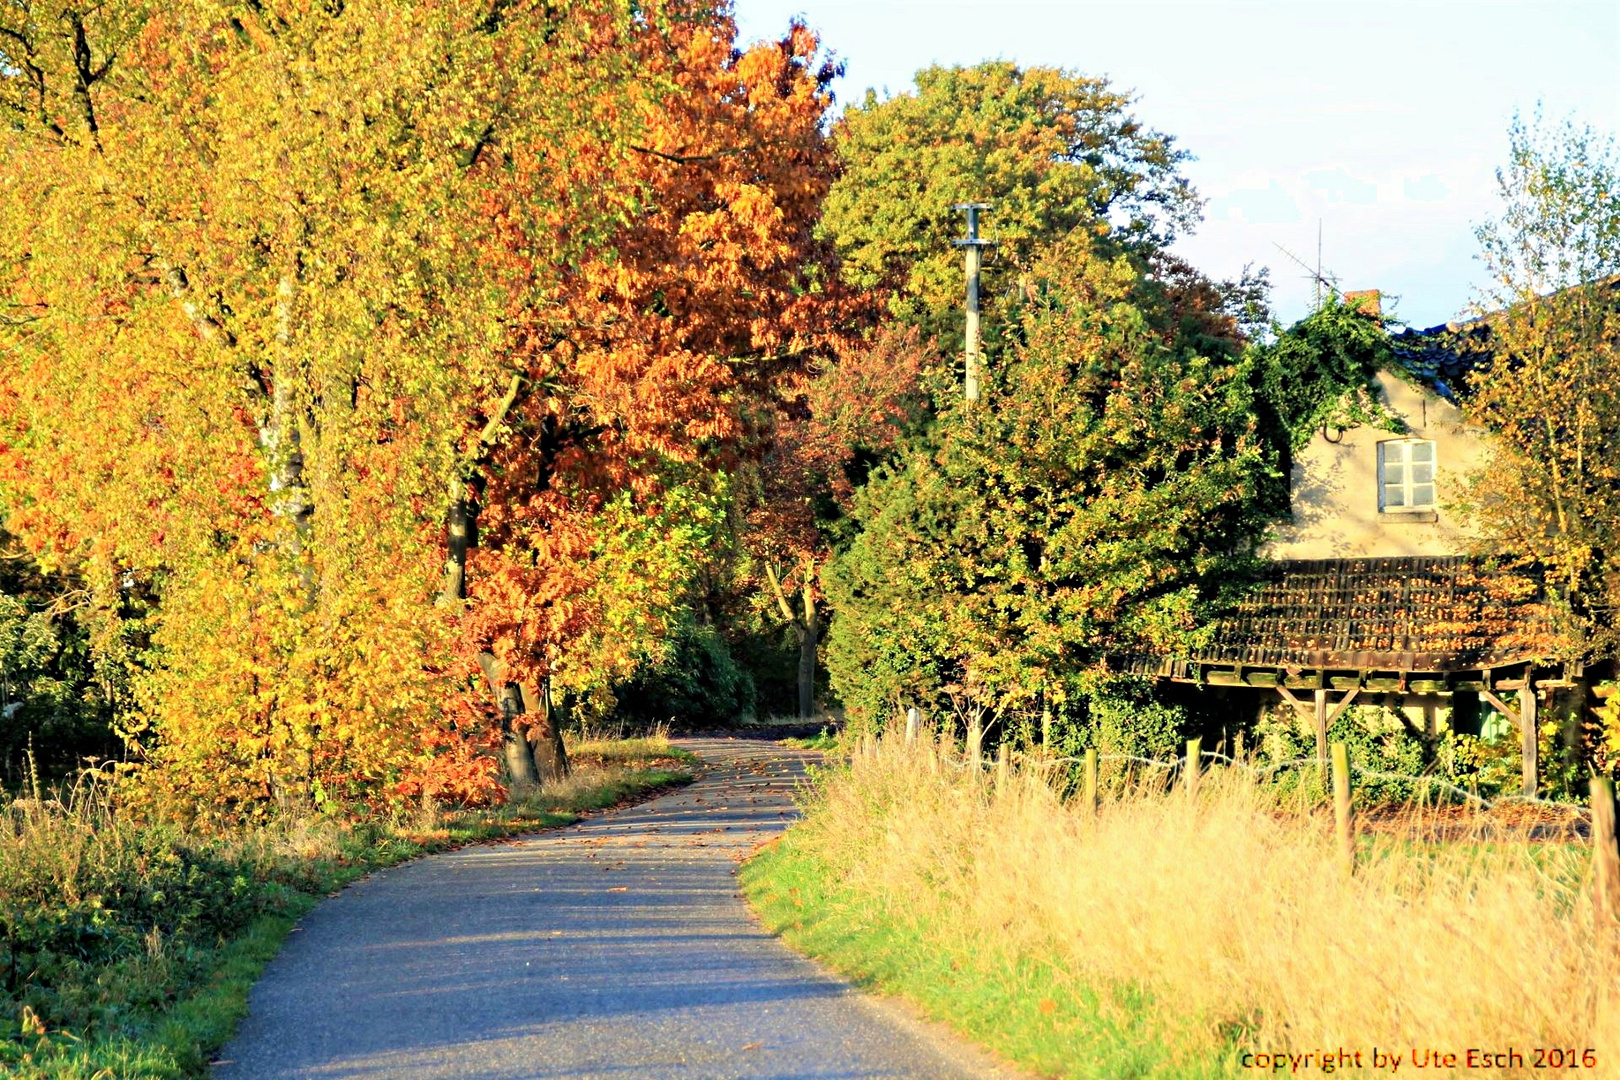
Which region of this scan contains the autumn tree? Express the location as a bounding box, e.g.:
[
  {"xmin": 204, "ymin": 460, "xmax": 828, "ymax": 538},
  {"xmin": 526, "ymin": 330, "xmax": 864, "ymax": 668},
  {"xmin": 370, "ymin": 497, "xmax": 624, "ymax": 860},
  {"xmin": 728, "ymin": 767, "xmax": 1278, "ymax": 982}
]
[
  {"xmin": 742, "ymin": 325, "xmax": 930, "ymax": 718},
  {"xmin": 1458, "ymin": 115, "xmax": 1620, "ymax": 660},
  {"xmin": 823, "ymin": 235, "xmax": 1276, "ymax": 739},
  {"xmin": 455, "ymin": 9, "xmax": 849, "ymax": 737},
  {"xmin": 0, "ymin": 0, "xmax": 839, "ymax": 813}
]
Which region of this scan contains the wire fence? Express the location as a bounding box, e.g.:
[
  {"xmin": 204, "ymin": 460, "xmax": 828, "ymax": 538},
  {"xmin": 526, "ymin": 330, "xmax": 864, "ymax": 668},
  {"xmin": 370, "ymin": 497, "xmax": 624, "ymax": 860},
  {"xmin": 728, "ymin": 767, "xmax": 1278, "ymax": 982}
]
[{"xmin": 880, "ymin": 734, "xmax": 1589, "ymax": 816}]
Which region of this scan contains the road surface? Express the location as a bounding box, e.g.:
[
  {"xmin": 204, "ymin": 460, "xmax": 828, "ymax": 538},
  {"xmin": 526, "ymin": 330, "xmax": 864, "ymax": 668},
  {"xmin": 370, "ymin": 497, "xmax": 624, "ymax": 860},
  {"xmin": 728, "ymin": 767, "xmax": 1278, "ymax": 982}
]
[{"xmin": 213, "ymin": 736, "xmax": 1002, "ymax": 1079}]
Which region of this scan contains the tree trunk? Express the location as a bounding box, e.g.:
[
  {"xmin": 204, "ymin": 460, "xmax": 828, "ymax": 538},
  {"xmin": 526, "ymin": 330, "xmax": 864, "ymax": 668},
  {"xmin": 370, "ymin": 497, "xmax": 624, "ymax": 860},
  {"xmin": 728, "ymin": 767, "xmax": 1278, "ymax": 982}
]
[
  {"xmin": 519, "ymin": 679, "xmax": 570, "ymax": 784},
  {"xmin": 440, "ymin": 488, "xmax": 472, "ymax": 604},
  {"xmin": 797, "ymin": 576, "xmax": 818, "ymax": 721},
  {"xmin": 478, "ymin": 652, "xmax": 538, "ymax": 790}
]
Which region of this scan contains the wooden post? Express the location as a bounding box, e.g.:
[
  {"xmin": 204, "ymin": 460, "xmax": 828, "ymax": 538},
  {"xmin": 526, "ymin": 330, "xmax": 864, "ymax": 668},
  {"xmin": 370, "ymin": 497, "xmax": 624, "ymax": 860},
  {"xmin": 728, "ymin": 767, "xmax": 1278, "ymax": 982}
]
[
  {"xmin": 995, "ymin": 743, "xmax": 1009, "ymax": 795},
  {"xmin": 967, "ymin": 717, "xmax": 983, "ymax": 772},
  {"xmin": 1332, "ymin": 742, "xmax": 1354, "ymax": 878},
  {"xmin": 1519, "ymin": 684, "xmax": 1538, "ymax": 799},
  {"xmin": 905, "ymin": 706, "xmax": 920, "ymax": 744},
  {"xmin": 1041, "ymin": 697, "xmax": 1051, "ymax": 751},
  {"xmin": 1084, "ymin": 748, "xmax": 1099, "ymax": 814},
  {"xmin": 1593, "ymin": 776, "xmax": 1620, "ymax": 946},
  {"xmin": 1183, "ymin": 737, "xmax": 1201, "ymax": 795},
  {"xmin": 1313, "ymin": 688, "xmax": 1329, "ymax": 764}
]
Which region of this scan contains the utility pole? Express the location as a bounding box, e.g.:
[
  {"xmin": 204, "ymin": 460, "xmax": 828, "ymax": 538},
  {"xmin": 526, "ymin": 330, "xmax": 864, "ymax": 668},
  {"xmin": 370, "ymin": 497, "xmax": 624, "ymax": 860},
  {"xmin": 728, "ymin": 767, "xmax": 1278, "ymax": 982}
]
[{"xmin": 953, "ymin": 203, "xmax": 995, "ymax": 404}]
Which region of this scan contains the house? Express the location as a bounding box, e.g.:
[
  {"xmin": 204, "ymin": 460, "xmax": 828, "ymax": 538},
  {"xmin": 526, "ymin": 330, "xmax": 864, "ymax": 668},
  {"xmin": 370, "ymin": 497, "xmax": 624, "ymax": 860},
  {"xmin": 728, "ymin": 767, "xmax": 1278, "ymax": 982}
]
[{"xmin": 1133, "ymin": 292, "xmax": 1580, "ymax": 797}]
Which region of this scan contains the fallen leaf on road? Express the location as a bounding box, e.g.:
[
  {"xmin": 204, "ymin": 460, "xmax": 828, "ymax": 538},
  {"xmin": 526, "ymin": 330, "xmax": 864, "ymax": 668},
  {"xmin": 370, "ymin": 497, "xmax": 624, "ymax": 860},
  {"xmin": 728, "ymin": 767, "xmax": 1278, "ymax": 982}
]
[
  {"xmin": 607, "ymin": 886, "xmax": 629, "ymax": 893},
  {"xmin": 740, "ymin": 1042, "xmax": 762, "ymax": 1052}
]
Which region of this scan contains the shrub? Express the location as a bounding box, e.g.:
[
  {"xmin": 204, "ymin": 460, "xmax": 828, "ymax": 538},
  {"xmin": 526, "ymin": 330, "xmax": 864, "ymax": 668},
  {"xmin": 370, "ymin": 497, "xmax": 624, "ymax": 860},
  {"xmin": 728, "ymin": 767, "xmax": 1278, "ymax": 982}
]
[{"xmin": 609, "ymin": 623, "xmax": 755, "ymax": 728}]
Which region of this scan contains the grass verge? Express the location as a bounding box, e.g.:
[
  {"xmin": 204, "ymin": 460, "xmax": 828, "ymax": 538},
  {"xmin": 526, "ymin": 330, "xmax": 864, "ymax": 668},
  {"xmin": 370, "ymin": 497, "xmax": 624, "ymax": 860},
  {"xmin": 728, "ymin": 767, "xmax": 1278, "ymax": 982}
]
[
  {"xmin": 2, "ymin": 740, "xmax": 693, "ymax": 1079},
  {"xmin": 743, "ymin": 831, "xmax": 1219, "ymax": 1079},
  {"xmin": 741, "ymin": 732, "xmax": 1616, "ymax": 1079}
]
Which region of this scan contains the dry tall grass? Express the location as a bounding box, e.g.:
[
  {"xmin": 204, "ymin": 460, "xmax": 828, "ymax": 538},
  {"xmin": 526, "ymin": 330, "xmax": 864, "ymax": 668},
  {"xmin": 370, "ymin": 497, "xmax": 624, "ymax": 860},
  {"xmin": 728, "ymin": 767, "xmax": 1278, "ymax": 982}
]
[{"xmin": 792, "ymin": 731, "xmax": 1620, "ymax": 1072}]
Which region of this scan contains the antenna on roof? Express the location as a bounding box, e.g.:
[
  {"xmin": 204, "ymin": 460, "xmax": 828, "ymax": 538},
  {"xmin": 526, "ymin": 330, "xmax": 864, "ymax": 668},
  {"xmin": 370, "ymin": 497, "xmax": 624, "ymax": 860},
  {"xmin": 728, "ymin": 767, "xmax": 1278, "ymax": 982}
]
[{"xmin": 1274, "ymin": 222, "xmax": 1339, "ymax": 308}]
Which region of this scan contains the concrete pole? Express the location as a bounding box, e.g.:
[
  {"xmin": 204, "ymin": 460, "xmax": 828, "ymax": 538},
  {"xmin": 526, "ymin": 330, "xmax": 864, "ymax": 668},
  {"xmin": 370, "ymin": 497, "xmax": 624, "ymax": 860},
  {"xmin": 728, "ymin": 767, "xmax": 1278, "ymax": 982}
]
[
  {"xmin": 953, "ymin": 203, "xmax": 995, "ymax": 405},
  {"xmin": 964, "ymin": 242, "xmax": 983, "ymax": 402}
]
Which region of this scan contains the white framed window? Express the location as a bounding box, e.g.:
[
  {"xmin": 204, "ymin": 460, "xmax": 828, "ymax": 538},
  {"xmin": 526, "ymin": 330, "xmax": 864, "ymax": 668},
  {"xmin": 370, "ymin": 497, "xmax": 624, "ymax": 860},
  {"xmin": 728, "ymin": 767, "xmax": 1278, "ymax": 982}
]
[{"xmin": 1378, "ymin": 439, "xmax": 1437, "ymax": 512}]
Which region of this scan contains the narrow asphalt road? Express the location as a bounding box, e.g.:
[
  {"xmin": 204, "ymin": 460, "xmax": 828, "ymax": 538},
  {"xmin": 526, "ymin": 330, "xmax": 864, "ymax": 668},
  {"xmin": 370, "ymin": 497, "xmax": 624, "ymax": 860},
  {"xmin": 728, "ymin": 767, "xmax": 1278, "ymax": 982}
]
[{"xmin": 213, "ymin": 737, "xmax": 1000, "ymax": 1080}]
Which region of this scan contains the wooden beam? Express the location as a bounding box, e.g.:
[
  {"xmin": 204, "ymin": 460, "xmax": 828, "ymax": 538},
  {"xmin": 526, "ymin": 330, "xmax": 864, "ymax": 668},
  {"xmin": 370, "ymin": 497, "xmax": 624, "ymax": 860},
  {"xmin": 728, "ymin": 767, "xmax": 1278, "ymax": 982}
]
[
  {"xmin": 1518, "ymin": 684, "xmax": 1538, "ymax": 799},
  {"xmin": 1479, "ymin": 688, "xmax": 1521, "ymax": 727},
  {"xmin": 1409, "ymin": 679, "xmax": 1449, "ymax": 695},
  {"xmin": 1325, "ymin": 685, "xmax": 1361, "ymax": 725},
  {"xmin": 1314, "ymin": 688, "xmax": 1328, "ymax": 763},
  {"xmin": 1275, "ymin": 685, "xmax": 1306, "ymax": 710},
  {"xmin": 1479, "ymin": 683, "xmax": 1539, "ymax": 799},
  {"xmin": 1329, "ymin": 675, "xmax": 1363, "ymax": 691}
]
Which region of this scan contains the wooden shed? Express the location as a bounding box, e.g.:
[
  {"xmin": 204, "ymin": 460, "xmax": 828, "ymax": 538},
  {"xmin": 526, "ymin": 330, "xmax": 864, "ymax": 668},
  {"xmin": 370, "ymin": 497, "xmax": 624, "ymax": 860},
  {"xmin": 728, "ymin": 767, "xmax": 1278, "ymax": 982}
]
[{"xmin": 1126, "ymin": 555, "xmax": 1579, "ymax": 795}]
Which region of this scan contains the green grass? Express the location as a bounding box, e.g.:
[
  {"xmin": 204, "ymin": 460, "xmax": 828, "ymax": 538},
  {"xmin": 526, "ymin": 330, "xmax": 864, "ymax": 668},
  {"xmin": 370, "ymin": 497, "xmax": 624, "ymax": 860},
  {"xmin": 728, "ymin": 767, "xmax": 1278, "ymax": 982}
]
[
  {"xmin": 741, "ymin": 832, "xmax": 1238, "ymax": 1079},
  {"xmin": 1, "ymin": 754, "xmax": 691, "ymax": 1079},
  {"xmin": 567, "ymin": 735, "xmax": 699, "ymax": 769},
  {"xmin": 778, "ymin": 727, "xmax": 841, "ymax": 752}
]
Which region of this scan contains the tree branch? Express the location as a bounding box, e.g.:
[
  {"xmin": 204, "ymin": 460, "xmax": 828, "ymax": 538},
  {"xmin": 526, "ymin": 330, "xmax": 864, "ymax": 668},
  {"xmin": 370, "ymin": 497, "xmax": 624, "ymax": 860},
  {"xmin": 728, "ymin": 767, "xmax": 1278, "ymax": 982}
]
[
  {"xmin": 629, "ymin": 143, "xmax": 753, "ymax": 166},
  {"xmin": 762, "ymin": 561, "xmax": 800, "ymax": 628},
  {"xmin": 161, "ymin": 263, "xmax": 238, "ymax": 350}
]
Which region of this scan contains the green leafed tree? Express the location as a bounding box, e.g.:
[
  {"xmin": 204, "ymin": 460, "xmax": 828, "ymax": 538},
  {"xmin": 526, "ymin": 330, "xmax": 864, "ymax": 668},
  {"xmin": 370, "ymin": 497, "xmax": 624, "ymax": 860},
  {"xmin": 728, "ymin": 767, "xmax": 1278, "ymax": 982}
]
[
  {"xmin": 822, "ymin": 235, "xmax": 1277, "ymax": 735},
  {"xmin": 819, "ymin": 62, "xmax": 1200, "ymax": 335}
]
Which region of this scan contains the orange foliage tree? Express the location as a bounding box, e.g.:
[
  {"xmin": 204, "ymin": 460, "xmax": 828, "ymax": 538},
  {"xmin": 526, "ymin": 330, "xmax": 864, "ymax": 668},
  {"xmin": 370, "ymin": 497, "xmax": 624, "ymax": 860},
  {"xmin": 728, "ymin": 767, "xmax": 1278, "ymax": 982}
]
[{"xmin": 450, "ymin": 6, "xmax": 848, "ymax": 767}]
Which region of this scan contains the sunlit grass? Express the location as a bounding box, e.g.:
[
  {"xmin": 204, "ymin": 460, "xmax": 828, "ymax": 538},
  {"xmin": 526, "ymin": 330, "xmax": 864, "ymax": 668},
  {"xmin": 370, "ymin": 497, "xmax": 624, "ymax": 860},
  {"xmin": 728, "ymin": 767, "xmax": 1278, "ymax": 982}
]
[{"xmin": 743, "ymin": 729, "xmax": 1618, "ymax": 1078}]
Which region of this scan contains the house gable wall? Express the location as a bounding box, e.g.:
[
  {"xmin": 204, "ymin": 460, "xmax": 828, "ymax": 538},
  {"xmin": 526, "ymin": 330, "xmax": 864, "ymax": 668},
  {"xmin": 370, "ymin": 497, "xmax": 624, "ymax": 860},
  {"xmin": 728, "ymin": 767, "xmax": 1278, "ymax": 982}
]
[{"xmin": 1262, "ymin": 370, "xmax": 1490, "ymax": 559}]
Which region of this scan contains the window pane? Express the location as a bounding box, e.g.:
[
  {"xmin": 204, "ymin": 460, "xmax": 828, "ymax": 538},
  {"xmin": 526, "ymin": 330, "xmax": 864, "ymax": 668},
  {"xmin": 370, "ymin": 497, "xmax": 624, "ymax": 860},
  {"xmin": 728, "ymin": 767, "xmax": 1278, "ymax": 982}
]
[
  {"xmin": 1411, "ymin": 483, "xmax": 1436, "ymax": 508},
  {"xmin": 1384, "ymin": 484, "xmax": 1407, "ymax": 508},
  {"xmin": 1412, "ymin": 461, "xmax": 1435, "ymax": 484},
  {"xmin": 1383, "ymin": 458, "xmax": 1407, "ymax": 484},
  {"xmin": 1410, "ymin": 441, "xmax": 1435, "ymax": 463}
]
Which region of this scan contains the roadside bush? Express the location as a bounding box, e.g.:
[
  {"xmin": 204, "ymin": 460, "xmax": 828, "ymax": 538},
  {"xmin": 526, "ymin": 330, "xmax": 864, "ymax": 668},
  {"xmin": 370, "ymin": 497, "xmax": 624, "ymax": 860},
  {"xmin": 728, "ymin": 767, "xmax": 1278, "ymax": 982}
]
[
  {"xmin": 0, "ymin": 799, "xmax": 298, "ymax": 1051},
  {"xmin": 609, "ymin": 623, "xmax": 755, "ymax": 728}
]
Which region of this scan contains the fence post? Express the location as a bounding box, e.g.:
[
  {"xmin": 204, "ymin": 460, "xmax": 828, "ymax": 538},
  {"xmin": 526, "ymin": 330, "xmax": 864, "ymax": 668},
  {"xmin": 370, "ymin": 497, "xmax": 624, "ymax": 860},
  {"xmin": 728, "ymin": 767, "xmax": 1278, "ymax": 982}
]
[
  {"xmin": 967, "ymin": 717, "xmax": 983, "ymax": 772},
  {"xmin": 905, "ymin": 706, "xmax": 920, "ymax": 744},
  {"xmin": 1183, "ymin": 737, "xmax": 1201, "ymax": 796},
  {"xmin": 995, "ymin": 743, "xmax": 1009, "ymax": 795},
  {"xmin": 1593, "ymin": 776, "xmax": 1620, "ymax": 948},
  {"xmin": 1332, "ymin": 741, "xmax": 1355, "ymax": 879},
  {"xmin": 1084, "ymin": 748, "xmax": 1099, "ymax": 815}
]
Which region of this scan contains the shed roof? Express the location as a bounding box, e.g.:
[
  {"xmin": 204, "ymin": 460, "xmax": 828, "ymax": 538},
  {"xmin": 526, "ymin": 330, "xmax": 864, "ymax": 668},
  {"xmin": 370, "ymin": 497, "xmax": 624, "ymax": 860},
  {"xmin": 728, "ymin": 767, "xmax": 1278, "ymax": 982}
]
[{"xmin": 1183, "ymin": 556, "xmax": 1563, "ymax": 673}]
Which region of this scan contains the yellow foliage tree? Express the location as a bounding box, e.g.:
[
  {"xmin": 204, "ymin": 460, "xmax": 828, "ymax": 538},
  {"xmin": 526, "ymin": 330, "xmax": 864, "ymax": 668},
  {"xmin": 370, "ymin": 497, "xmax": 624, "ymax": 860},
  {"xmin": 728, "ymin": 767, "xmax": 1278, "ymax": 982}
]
[{"xmin": 0, "ymin": 0, "xmax": 720, "ymax": 817}]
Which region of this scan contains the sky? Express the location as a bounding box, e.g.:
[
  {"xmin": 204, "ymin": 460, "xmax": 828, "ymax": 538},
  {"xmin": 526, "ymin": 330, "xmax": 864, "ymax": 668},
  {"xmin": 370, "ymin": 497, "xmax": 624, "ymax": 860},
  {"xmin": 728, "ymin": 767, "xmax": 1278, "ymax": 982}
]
[{"xmin": 731, "ymin": 0, "xmax": 1620, "ymax": 328}]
